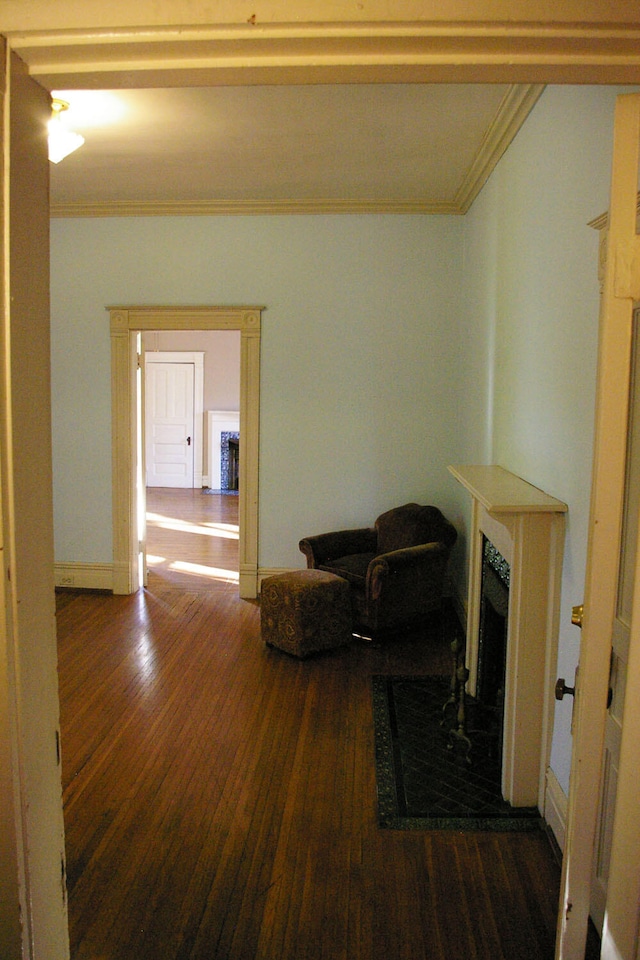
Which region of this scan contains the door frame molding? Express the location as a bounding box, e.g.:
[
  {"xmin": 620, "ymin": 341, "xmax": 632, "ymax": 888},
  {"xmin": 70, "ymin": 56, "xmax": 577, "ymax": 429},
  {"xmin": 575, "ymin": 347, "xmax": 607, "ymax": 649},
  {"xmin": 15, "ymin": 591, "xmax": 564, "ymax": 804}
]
[
  {"xmin": 109, "ymin": 305, "xmax": 262, "ymax": 598},
  {"xmin": 144, "ymin": 351, "xmax": 205, "ymax": 489}
]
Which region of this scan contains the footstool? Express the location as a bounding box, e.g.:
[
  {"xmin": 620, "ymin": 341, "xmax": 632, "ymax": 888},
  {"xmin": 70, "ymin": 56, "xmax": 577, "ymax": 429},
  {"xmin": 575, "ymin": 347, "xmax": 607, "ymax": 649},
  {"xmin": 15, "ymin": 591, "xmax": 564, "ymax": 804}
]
[{"xmin": 260, "ymin": 569, "xmax": 352, "ymax": 658}]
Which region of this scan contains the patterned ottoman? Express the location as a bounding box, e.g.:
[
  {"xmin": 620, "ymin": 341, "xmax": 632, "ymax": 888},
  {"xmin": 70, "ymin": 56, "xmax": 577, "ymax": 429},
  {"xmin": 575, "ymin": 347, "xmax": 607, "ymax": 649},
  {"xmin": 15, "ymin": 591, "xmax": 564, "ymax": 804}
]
[{"xmin": 260, "ymin": 569, "xmax": 353, "ymax": 658}]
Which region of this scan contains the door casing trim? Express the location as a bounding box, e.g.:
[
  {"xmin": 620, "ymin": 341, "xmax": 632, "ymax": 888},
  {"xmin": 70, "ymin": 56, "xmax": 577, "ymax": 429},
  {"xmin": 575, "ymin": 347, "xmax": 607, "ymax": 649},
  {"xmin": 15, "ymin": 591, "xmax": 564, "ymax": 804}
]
[{"xmin": 109, "ymin": 305, "xmax": 263, "ymax": 598}]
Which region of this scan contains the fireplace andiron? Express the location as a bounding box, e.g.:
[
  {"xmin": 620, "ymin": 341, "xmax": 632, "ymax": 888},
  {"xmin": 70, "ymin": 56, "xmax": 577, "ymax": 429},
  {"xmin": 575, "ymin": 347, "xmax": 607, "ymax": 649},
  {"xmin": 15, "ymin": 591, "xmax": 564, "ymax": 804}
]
[{"xmin": 442, "ymin": 636, "xmax": 472, "ymax": 762}]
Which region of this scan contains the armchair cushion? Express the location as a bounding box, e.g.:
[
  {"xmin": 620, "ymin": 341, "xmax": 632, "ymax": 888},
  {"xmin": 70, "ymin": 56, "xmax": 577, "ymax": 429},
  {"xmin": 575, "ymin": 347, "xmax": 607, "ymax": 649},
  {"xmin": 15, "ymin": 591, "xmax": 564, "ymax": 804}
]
[
  {"xmin": 298, "ymin": 527, "xmax": 377, "ymax": 569},
  {"xmin": 318, "ymin": 552, "xmax": 375, "ymax": 588}
]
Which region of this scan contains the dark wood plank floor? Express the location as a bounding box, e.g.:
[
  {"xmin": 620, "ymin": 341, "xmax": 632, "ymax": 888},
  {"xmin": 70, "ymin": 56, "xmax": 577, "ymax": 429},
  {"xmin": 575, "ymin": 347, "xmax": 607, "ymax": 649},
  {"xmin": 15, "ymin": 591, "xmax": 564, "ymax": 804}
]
[{"xmin": 56, "ymin": 488, "xmax": 582, "ymax": 960}]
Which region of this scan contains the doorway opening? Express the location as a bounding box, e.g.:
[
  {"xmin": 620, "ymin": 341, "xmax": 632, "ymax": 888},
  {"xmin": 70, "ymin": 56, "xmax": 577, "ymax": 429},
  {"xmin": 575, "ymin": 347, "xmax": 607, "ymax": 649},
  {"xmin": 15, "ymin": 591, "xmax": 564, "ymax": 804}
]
[
  {"xmin": 143, "ymin": 334, "xmax": 240, "ymax": 586},
  {"xmin": 109, "ymin": 305, "xmax": 263, "ymax": 599}
]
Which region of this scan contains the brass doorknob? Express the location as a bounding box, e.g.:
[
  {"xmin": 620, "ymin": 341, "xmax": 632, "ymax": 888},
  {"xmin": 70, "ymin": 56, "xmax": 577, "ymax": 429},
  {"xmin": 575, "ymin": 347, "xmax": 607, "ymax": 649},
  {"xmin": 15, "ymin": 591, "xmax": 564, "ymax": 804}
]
[{"xmin": 571, "ymin": 604, "xmax": 584, "ymax": 629}]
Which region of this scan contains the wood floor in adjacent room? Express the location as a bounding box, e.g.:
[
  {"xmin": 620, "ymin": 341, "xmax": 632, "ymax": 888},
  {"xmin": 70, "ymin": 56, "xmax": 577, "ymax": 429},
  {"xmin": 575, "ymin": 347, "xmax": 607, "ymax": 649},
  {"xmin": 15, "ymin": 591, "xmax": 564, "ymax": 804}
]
[{"xmin": 56, "ymin": 487, "xmax": 577, "ymax": 960}]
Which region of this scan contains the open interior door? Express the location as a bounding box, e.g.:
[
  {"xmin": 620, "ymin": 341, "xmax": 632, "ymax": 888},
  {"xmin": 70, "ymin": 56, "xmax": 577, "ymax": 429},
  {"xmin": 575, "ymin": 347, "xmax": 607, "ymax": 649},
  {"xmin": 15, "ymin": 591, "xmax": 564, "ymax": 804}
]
[
  {"xmin": 556, "ymin": 93, "xmax": 640, "ymax": 960},
  {"xmin": 137, "ymin": 335, "xmax": 148, "ymax": 587},
  {"xmin": 0, "ymin": 48, "xmax": 70, "ymax": 957}
]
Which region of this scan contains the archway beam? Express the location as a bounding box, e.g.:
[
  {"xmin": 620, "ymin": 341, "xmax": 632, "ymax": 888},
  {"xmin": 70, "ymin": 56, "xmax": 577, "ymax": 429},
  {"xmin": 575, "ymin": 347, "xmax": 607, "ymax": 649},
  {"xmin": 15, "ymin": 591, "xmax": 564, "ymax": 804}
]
[
  {"xmin": 109, "ymin": 305, "xmax": 262, "ymax": 599},
  {"xmin": 6, "ymin": 2, "xmax": 640, "ymax": 87}
]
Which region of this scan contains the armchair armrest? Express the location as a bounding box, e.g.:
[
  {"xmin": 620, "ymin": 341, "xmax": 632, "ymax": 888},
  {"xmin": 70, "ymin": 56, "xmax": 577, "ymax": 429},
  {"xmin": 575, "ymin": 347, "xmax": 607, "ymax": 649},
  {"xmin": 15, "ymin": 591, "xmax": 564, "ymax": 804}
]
[
  {"xmin": 299, "ymin": 527, "xmax": 377, "ymax": 568},
  {"xmin": 367, "ymin": 541, "xmax": 450, "ymax": 600}
]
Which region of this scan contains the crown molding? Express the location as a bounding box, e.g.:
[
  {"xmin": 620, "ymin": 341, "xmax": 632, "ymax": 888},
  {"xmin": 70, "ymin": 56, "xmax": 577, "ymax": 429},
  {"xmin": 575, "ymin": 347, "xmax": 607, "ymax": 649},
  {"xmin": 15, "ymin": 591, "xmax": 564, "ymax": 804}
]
[
  {"xmin": 588, "ymin": 193, "xmax": 640, "ymax": 231},
  {"xmin": 455, "ymin": 83, "xmax": 545, "ymax": 214},
  {"xmin": 50, "ymin": 198, "xmax": 465, "ymax": 218}
]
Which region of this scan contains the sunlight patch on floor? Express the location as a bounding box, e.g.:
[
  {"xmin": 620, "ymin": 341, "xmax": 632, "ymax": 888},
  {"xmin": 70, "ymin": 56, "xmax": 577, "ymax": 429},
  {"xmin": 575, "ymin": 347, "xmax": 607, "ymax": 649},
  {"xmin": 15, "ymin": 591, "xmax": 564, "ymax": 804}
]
[
  {"xmin": 147, "ymin": 512, "xmax": 239, "ymax": 540},
  {"xmin": 170, "ymin": 560, "xmax": 239, "ymax": 583},
  {"xmin": 146, "ymin": 554, "xmax": 166, "ymax": 566}
]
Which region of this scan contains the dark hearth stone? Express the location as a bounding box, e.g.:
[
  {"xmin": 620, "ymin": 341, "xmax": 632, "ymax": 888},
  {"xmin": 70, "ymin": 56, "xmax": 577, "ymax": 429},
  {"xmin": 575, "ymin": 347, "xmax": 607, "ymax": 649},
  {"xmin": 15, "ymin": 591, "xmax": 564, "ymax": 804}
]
[{"xmin": 372, "ymin": 674, "xmax": 541, "ymax": 831}]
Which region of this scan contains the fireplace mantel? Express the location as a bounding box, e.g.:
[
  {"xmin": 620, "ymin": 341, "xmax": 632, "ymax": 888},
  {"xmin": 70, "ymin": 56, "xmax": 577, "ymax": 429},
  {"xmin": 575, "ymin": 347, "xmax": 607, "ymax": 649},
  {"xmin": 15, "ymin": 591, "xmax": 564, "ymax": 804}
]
[
  {"xmin": 449, "ymin": 464, "xmax": 569, "ymax": 515},
  {"xmin": 449, "ymin": 464, "xmax": 567, "ymax": 809}
]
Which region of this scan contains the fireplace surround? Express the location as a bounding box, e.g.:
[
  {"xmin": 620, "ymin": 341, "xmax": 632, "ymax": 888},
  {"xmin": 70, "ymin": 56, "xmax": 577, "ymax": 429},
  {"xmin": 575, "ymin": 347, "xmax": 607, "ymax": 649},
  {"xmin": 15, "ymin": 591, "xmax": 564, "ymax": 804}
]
[
  {"xmin": 449, "ymin": 465, "xmax": 567, "ymax": 808},
  {"xmin": 206, "ymin": 410, "xmax": 239, "ymax": 490},
  {"xmin": 220, "ymin": 431, "xmax": 240, "ymax": 490}
]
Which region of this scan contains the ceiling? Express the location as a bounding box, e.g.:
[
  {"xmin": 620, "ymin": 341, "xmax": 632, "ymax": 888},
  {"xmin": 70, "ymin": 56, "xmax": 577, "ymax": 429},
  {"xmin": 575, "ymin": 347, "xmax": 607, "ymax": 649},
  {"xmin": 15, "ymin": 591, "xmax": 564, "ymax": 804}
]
[
  {"xmin": 6, "ymin": 0, "xmax": 640, "ymax": 218},
  {"xmin": 48, "ymin": 83, "xmax": 544, "ymax": 218}
]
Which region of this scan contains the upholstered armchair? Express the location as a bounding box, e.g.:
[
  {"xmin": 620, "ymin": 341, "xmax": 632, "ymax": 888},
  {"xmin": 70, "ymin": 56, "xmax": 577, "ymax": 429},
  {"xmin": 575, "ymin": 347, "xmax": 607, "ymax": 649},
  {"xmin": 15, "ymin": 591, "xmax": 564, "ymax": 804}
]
[{"xmin": 299, "ymin": 502, "xmax": 457, "ymax": 640}]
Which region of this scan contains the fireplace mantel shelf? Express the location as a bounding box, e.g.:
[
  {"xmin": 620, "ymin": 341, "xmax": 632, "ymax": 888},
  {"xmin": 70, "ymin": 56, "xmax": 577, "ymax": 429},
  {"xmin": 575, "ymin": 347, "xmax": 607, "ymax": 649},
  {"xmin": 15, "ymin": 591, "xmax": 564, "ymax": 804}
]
[{"xmin": 448, "ymin": 464, "xmax": 567, "ymax": 514}]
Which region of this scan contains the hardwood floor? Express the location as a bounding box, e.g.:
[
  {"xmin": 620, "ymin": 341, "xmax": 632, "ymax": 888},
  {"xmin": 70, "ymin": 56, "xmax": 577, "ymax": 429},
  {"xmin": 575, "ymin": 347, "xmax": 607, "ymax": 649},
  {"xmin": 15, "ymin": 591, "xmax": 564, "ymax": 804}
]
[
  {"xmin": 56, "ymin": 488, "xmax": 582, "ymax": 960},
  {"xmin": 145, "ymin": 486, "xmax": 241, "ymax": 590}
]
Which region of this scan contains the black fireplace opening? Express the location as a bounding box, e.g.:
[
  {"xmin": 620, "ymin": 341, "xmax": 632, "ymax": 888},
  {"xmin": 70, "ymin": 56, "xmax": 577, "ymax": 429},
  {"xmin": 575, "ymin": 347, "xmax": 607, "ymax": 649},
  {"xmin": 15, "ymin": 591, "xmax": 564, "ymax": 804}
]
[{"xmin": 476, "ymin": 537, "xmax": 510, "ymax": 760}]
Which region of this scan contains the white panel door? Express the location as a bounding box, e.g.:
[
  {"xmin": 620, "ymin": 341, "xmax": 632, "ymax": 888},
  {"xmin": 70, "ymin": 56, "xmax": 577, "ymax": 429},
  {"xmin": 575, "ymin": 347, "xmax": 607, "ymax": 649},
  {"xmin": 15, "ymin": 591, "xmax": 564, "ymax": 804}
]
[
  {"xmin": 590, "ymin": 307, "xmax": 640, "ymax": 932},
  {"xmin": 556, "ymin": 92, "xmax": 640, "ymax": 960},
  {"xmin": 146, "ymin": 362, "xmax": 195, "ymax": 487}
]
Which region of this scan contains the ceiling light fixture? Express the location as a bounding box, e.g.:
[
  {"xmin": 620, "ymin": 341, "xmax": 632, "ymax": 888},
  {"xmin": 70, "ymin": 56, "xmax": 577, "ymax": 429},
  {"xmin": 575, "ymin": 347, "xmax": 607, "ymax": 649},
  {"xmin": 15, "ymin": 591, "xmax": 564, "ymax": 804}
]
[{"xmin": 48, "ymin": 98, "xmax": 85, "ymax": 164}]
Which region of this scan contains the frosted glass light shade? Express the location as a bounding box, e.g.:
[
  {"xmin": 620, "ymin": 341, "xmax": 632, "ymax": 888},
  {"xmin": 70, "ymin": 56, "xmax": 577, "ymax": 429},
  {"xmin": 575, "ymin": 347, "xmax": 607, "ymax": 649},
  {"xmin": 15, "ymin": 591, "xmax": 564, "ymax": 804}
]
[
  {"xmin": 48, "ymin": 120, "xmax": 85, "ymax": 163},
  {"xmin": 48, "ymin": 99, "xmax": 85, "ymax": 163}
]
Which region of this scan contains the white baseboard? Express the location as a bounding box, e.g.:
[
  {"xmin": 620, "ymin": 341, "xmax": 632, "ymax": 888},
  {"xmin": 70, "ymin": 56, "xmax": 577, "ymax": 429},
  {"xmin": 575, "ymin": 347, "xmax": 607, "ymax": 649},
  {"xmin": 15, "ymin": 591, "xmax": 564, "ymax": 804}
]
[
  {"xmin": 544, "ymin": 767, "xmax": 568, "ymax": 853},
  {"xmin": 54, "ymin": 562, "xmax": 297, "ymax": 595},
  {"xmin": 54, "ymin": 562, "xmax": 113, "ymax": 591}
]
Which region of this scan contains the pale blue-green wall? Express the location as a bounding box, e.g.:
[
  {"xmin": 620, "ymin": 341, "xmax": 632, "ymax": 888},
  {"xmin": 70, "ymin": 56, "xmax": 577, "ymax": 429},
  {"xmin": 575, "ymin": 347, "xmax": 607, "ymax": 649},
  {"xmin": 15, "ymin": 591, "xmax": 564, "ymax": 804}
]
[
  {"xmin": 50, "ymin": 85, "xmax": 630, "ymax": 795},
  {"xmin": 50, "ymin": 214, "xmax": 465, "ymax": 569},
  {"xmin": 460, "ymin": 85, "xmax": 632, "ymax": 791}
]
